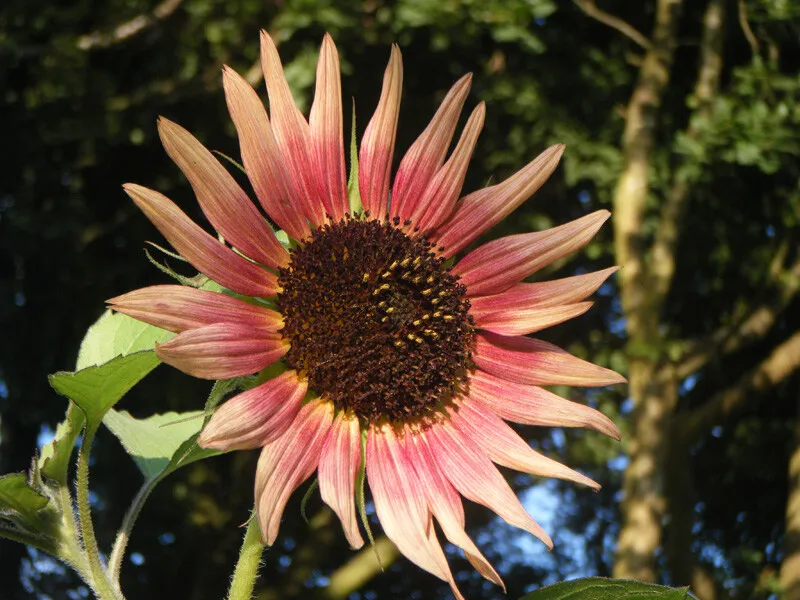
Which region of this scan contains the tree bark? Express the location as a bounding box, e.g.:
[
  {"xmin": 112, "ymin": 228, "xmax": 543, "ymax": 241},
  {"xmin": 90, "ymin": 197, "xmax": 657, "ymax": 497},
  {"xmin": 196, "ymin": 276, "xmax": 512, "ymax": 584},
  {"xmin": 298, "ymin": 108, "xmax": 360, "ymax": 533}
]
[
  {"xmin": 781, "ymin": 391, "xmax": 800, "ymax": 600},
  {"xmin": 611, "ymin": 0, "xmax": 684, "ymax": 582}
]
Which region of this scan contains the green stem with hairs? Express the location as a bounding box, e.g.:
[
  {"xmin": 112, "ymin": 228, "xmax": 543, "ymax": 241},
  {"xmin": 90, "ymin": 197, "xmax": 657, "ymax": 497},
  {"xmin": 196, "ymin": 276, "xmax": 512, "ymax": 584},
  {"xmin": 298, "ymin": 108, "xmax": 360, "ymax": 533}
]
[
  {"xmin": 108, "ymin": 474, "xmax": 159, "ymax": 589},
  {"xmin": 76, "ymin": 422, "xmax": 122, "ymax": 600},
  {"xmin": 226, "ymin": 517, "xmax": 265, "ymax": 600}
]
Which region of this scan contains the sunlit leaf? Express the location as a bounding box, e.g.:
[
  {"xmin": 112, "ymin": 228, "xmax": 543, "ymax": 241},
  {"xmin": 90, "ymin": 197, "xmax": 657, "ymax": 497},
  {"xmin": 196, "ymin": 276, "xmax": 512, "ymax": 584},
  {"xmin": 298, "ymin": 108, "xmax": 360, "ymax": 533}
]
[
  {"xmin": 103, "ymin": 409, "xmax": 218, "ymax": 480},
  {"xmin": 38, "ymin": 403, "xmax": 85, "ymax": 484},
  {"xmin": 0, "ymin": 473, "xmax": 54, "ymax": 535},
  {"xmin": 49, "ymin": 352, "xmax": 161, "ymax": 430},
  {"xmin": 519, "ymin": 578, "xmax": 692, "ymax": 600},
  {"xmin": 76, "ymin": 310, "xmax": 173, "ymax": 370}
]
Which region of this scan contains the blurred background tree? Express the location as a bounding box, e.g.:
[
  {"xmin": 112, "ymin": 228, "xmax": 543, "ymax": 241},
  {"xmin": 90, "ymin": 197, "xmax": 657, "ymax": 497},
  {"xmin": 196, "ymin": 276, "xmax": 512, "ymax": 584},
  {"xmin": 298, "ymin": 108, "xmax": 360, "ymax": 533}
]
[{"xmin": 1, "ymin": 0, "xmax": 798, "ymax": 599}]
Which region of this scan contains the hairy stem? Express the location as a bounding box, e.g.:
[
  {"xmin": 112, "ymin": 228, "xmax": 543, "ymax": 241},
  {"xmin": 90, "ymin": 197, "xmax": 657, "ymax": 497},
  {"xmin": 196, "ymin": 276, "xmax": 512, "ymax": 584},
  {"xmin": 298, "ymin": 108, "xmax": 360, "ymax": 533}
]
[
  {"xmin": 57, "ymin": 483, "xmax": 93, "ymax": 581},
  {"xmin": 227, "ymin": 517, "xmax": 265, "ymax": 600},
  {"xmin": 76, "ymin": 423, "xmax": 122, "ymax": 600},
  {"xmin": 108, "ymin": 475, "xmax": 159, "ymax": 588}
]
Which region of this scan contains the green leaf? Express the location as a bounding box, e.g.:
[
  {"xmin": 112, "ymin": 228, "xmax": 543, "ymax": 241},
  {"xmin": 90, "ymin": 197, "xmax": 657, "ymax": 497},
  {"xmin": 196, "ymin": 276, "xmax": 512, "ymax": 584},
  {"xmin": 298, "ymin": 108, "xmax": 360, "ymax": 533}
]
[
  {"xmin": 38, "ymin": 403, "xmax": 85, "ymax": 484},
  {"xmin": 347, "ymin": 101, "xmax": 362, "ymax": 214},
  {"xmin": 103, "ymin": 409, "xmax": 212, "ymax": 479},
  {"xmin": 519, "ymin": 578, "xmax": 692, "ymax": 600},
  {"xmin": 159, "ymin": 430, "xmax": 220, "ymax": 480},
  {"xmin": 49, "ymin": 352, "xmax": 162, "ymax": 429},
  {"xmin": 0, "ymin": 473, "xmax": 53, "ymax": 534},
  {"xmin": 76, "ymin": 310, "xmax": 173, "ymax": 370}
]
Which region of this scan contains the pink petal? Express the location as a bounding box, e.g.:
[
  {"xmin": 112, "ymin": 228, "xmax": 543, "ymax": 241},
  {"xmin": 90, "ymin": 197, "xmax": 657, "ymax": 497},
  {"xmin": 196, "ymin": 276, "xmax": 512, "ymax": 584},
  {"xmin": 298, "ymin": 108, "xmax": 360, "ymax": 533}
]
[
  {"xmin": 124, "ymin": 184, "xmax": 279, "ymax": 298},
  {"xmin": 198, "ymin": 370, "xmax": 307, "ymax": 451},
  {"xmin": 469, "ymin": 369, "xmax": 621, "ymax": 439},
  {"xmin": 310, "ymin": 34, "xmax": 348, "ymax": 222},
  {"xmin": 157, "ymin": 117, "xmax": 288, "ymax": 269},
  {"xmin": 222, "ymin": 66, "xmax": 311, "ymax": 241},
  {"xmin": 108, "ymin": 285, "xmax": 282, "ymax": 333},
  {"xmin": 367, "ymin": 424, "xmax": 464, "ymax": 600},
  {"xmin": 155, "ymin": 323, "xmax": 288, "ymax": 380},
  {"xmin": 255, "ymin": 399, "xmax": 334, "ymax": 545},
  {"xmin": 390, "ymin": 74, "xmax": 472, "ymax": 224},
  {"xmin": 453, "ymin": 211, "xmax": 610, "ymax": 297},
  {"xmin": 413, "ymin": 102, "xmax": 486, "ymax": 233},
  {"xmin": 426, "ymin": 419, "xmax": 553, "ymax": 549},
  {"xmin": 359, "ymin": 45, "xmax": 402, "ymax": 219},
  {"xmin": 474, "ymin": 332, "xmax": 626, "ymax": 387},
  {"xmin": 260, "ymin": 31, "xmax": 326, "ymax": 226},
  {"xmin": 405, "ymin": 427, "xmax": 504, "ymax": 590},
  {"xmin": 318, "ymin": 412, "xmax": 364, "ymax": 549},
  {"xmin": 451, "ymin": 399, "xmax": 599, "ymax": 489},
  {"xmin": 474, "ymin": 302, "xmax": 593, "ymax": 336},
  {"xmin": 433, "ymin": 144, "xmax": 565, "ymax": 256},
  {"xmin": 469, "ymin": 267, "xmax": 619, "ymax": 318}
]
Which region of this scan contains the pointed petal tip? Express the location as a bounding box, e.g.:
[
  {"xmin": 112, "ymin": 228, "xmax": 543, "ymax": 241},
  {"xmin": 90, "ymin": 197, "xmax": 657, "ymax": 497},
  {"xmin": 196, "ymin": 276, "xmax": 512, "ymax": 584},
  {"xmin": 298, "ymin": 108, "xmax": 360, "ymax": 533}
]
[
  {"xmin": 122, "ymin": 182, "xmax": 154, "ymax": 205},
  {"xmin": 610, "ymin": 372, "xmax": 628, "ymax": 385},
  {"xmin": 196, "ymin": 428, "xmax": 224, "ymax": 450},
  {"xmin": 595, "ymin": 208, "xmax": 612, "ymax": 221},
  {"xmin": 155, "ymin": 115, "xmax": 179, "ymax": 136},
  {"xmin": 319, "ymin": 32, "xmax": 338, "ymax": 58},
  {"xmin": 260, "ymin": 29, "xmax": 274, "ymax": 44},
  {"xmin": 221, "ymin": 64, "xmax": 236, "ymax": 79},
  {"xmin": 542, "ymin": 143, "xmax": 566, "ymax": 164},
  {"xmin": 599, "ymin": 417, "xmax": 623, "ymax": 441}
]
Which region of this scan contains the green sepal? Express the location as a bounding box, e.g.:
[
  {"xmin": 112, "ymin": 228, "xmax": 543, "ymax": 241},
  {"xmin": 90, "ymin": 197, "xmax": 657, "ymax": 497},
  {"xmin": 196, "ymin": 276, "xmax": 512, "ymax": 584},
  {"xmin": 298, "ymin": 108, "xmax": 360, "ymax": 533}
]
[
  {"xmin": 355, "ymin": 425, "xmax": 382, "ymax": 569},
  {"xmin": 145, "ymin": 241, "xmax": 187, "ymax": 263},
  {"xmin": 518, "ymin": 577, "xmax": 693, "ymax": 600},
  {"xmin": 144, "ymin": 247, "xmax": 206, "ymax": 288},
  {"xmin": 300, "ymin": 478, "xmax": 319, "ymax": 524},
  {"xmin": 212, "ymin": 150, "xmax": 246, "ymax": 174},
  {"xmin": 274, "ymin": 229, "xmax": 292, "ymax": 249},
  {"xmin": 347, "ymin": 101, "xmax": 363, "ymax": 215}
]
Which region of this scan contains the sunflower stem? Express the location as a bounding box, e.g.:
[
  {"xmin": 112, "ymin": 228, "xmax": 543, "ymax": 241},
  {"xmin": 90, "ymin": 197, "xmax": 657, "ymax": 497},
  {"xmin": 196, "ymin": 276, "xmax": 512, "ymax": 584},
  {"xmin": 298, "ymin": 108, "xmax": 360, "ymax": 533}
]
[
  {"xmin": 57, "ymin": 483, "xmax": 93, "ymax": 583},
  {"xmin": 226, "ymin": 516, "xmax": 265, "ymax": 600},
  {"xmin": 76, "ymin": 422, "xmax": 123, "ymax": 600},
  {"xmin": 108, "ymin": 474, "xmax": 159, "ymax": 589}
]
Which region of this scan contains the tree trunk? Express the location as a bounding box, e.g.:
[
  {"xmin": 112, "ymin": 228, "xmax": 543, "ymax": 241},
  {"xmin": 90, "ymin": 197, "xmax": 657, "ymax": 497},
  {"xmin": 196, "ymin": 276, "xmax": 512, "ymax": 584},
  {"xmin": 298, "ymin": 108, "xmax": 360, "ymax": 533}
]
[
  {"xmin": 611, "ymin": 0, "xmax": 683, "ymax": 582},
  {"xmin": 779, "ymin": 383, "xmax": 800, "ymax": 600}
]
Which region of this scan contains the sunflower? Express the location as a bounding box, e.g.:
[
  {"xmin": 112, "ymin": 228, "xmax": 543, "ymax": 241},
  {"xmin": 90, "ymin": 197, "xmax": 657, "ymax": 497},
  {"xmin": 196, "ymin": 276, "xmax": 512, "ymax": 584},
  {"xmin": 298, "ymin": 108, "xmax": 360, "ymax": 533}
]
[{"xmin": 109, "ymin": 32, "xmax": 623, "ymax": 598}]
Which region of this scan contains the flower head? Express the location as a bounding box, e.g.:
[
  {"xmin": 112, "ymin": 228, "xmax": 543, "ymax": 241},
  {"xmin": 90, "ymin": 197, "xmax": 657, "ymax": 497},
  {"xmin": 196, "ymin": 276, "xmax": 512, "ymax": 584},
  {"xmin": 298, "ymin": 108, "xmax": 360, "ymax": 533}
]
[{"xmin": 110, "ymin": 32, "xmax": 623, "ymax": 598}]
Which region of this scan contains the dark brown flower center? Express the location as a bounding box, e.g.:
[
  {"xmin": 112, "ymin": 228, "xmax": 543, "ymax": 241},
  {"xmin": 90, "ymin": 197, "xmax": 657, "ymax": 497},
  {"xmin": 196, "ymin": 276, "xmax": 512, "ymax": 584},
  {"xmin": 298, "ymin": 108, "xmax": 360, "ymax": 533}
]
[{"xmin": 277, "ymin": 216, "xmax": 474, "ymax": 423}]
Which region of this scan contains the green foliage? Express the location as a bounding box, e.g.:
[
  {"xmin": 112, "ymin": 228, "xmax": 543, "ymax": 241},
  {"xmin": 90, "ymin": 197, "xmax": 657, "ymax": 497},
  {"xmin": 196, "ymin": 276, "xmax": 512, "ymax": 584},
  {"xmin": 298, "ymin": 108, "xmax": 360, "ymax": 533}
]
[
  {"xmin": 0, "ymin": 473, "xmax": 55, "ymax": 538},
  {"xmin": 49, "ymin": 352, "xmax": 162, "ymax": 431},
  {"xmin": 347, "ymin": 103, "xmax": 362, "ymax": 214},
  {"xmin": 38, "ymin": 403, "xmax": 84, "ymax": 484},
  {"xmin": 103, "ymin": 409, "xmax": 213, "ymax": 480},
  {"xmin": 676, "ymin": 62, "xmax": 800, "ymax": 177},
  {"xmin": 76, "ymin": 310, "xmax": 173, "ymax": 371},
  {"xmin": 519, "ymin": 578, "xmax": 691, "ymax": 600},
  {"xmin": 3, "ymin": 0, "xmax": 800, "ymax": 597},
  {"xmin": 47, "ymin": 311, "xmax": 171, "ymax": 441}
]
